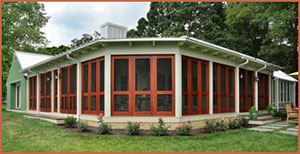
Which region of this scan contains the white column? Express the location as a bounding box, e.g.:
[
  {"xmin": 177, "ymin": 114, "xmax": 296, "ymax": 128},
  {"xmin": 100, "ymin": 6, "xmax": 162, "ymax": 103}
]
[
  {"xmin": 104, "ymin": 54, "xmax": 111, "ymax": 117},
  {"xmin": 276, "ymin": 79, "xmax": 279, "ymax": 111},
  {"xmin": 269, "ymin": 75, "xmax": 272, "ymax": 106},
  {"xmin": 254, "ymin": 71, "xmax": 259, "ymax": 111},
  {"xmin": 209, "ymin": 61, "xmax": 213, "ymax": 115},
  {"xmin": 235, "ymin": 67, "xmax": 240, "ymax": 114},
  {"xmin": 36, "ymin": 74, "xmax": 40, "ymax": 115},
  {"xmin": 51, "ymin": 70, "xmax": 54, "ymax": 113},
  {"xmin": 175, "ymin": 53, "xmax": 182, "ymax": 118},
  {"xmin": 57, "ymin": 68, "xmax": 60, "ymax": 114},
  {"xmin": 26, "ymin": 76, "xmax": 30, "ymax": 111},
  {"xmin": 76, "ymin": 62, "xmax": 82, "ymax": 121},
  {"xmin": 293, "ymin": 82, "xmax": 296, "ymax": 106}
]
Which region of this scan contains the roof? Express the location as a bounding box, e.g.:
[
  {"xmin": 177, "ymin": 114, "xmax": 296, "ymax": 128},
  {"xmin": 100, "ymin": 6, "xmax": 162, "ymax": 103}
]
[
  {"xmin": 14, "ymin": 51, "xmax": 53, "ymax": 70},
  {"xmin": 274, "ymin": 70, "xmax": 298, "ymax": 82},
  {"xmin": 21, "ymin": 36, "xmax": 282, "ymax": 72},
  {"xmin": 289, "ymin": 72, "xmax": 298, "ymax": 79}
]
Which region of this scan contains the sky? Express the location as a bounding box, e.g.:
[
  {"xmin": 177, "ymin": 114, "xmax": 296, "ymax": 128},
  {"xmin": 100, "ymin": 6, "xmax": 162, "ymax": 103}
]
[{"xmin": 42, "ymin": 2, "xmax": 150, "ymax": 47}]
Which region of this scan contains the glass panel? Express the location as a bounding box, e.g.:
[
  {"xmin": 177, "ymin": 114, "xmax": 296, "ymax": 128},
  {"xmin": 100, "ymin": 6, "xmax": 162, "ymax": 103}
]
[
  {"xmin": 65, "ymin": 97, "xmax": 68, "ymax": 110},
  {"xmin": 229, "ymin": 69, "xmax": 233, "ymax": 94},
  {"xmin": 114, "ymin": 59, "xmax": 128, "ymax": 91},
  {"xmin": 213, "ymin": 95, "xmax": 218, "ymax": 110},
  {"xmin": 46, "ymin": 73, "xmax": 51, "ymax": 96},
  {"xmin": 62, "ymin": 68, "xmax": 68, "ymax": 94},
  {"xmin": 240, "ymin": 70, "xmax": 245, "ymax": 94},
  {"xmin": 182, "ymin": 60, "xmax": 188, "ymax": 91},
  {"xmin": 100, "ymin": 60, "xmax": 105, "ymax": 91},
  {"xmin": 182, "ymin": 94, "xmax": 188, "ymax": 111},
  {"xmin": 157, "ymin": 59, "xmax": 172, "ymax": 91},
  {"xmin": 70, "ymin": 65, "xmax": 76, "ymax": 94},
  {"xmin": 221, "ymin": 96, "xmax": 226, "ymax": 110},
  {"xmin": 100, "ymin": 95, "xmax": 104, "ymax": 111},
  {"xmin": 135, "ymin": 94, "xmax": 150, "ymax": 111},
  {"xmin": 91, "ymin": 63, "xmax": 96, "ymax": 92},
  {"xmin": 248, "ymin": 71, "xmax": 252, "ymax": 94},
  {"xmin": 201, "ymin": 63, "xmax": 207, "ymax": 93},
  {"xmin": 157, "ymin": 94, "xmax": 172, "ymax": 111},
  {"xmin": 84, "ymin": 96, "xmax": 88, "ymax": 110},
  {"xmin": 192, "ymin": 62, "xmax": 198, "ymax": 92},
  {"xmin": 70, "ymin": 97, "xmax": 73, "ymax": 110},
  {"xmin": 192, "ymin": 95, "xmax": 198, "ymax": 111},
  {"xmin": 30, "ymin": 79, "xmax": 32, "ymax": 97},
  {"xmin": 73, "ymin": 97, "xmax": 76, "ymax": 110},
  {"xmin": 92, "ymin": 96, "xmax": 96, "ymax": 111},
  {"xmin": 114, "ymin": 95, "xmax": 129, "ymax": 111},
  {"xmin": 33, "ymin": 78, "xmax": 36, "ymax": 96},
  {"xmin": 229, "ymin": 96, "xmax": 234, "ymax": 110},
  {"xmin": 202, "ymin": 95, "xmax": 207, "ymax": 112},
  {"xmin": 41, "ymin": 75, "xmax": 45, "ymax": 96},
  {"xmin": 264, "ymin": 76, "xmax": 268, "ymax": 97},
  {"xmin": 135, "ymin": 59, "xmax": 150, "ymax": 91},
  {"xmin": 84, "ymin": 65, "xmax": 89, "ymax": 93},
  {"xmin": 221, "ymin": 67, "xmax": 226, "ymax": 93},
  {"xmin": 213, "ymin": 65, "xmax": 218, "ymax": 92}
]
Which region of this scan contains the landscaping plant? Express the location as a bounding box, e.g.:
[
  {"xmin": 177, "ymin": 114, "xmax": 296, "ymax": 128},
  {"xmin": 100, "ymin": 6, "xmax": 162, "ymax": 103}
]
[
  {"xmin": 126, "ymin": 121, "xmax": 141, "ymax": 135},
  {"xmin": 237, "ymin": 116, "xmax": 249, "ymax": 127},
  {"xmin": 65, "ymin": 116, "xmax": 77, "ymax": 128},
  {"xmin": 97, "ymin": 113, "xmax": 112, "ymax": 134},
  {"xmin": 215, "ymin": 118, "xmax": 227, "ymax": 131},
  {"xmin": 203, "ymin": 120, "xmax": 216, "ymax": 133},
  {"xmin": 228, "ymin": 119, "xmax": 241, "ymax": 129},
  {"xmin": 77, "ymin": 121, "xmax": 88, "ymax": 132},
  {"xmin": 176, "ymin": 120, "xmax": 193, "ymax": 136},
  {"xmin": 150, "ymin": 118, "xmax": 170, "ymax": 136},
  {"xmin": 267, "ymin": 105, "xmax": 273, "ymax": 114},
  {"xmin": 249, "ymin": 106, "xmax": 258, "ymax": 120}
]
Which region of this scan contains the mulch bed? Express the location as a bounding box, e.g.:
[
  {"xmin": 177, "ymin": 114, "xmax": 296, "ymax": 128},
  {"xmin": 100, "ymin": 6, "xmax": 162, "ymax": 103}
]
[{"xmin": 57, "ymin": 124, "xmax": 256, "ymax": 137}]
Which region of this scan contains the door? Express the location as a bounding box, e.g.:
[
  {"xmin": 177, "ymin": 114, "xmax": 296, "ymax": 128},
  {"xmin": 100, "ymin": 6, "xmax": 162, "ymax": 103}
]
[{"xmin": 16, "ymin": 85, "xmax": 20, "ymax": 109}]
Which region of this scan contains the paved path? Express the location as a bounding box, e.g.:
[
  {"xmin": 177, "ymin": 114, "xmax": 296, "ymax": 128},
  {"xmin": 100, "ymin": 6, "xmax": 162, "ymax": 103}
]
[{"xmin": 247, "ymin": 122, "xmax": 298, "ymax": 136}]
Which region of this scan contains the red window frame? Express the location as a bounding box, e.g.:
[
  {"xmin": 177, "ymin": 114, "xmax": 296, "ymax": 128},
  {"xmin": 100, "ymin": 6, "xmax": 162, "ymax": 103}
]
[
  {"xmin": 213, "ymin": 63, "xmax": 235, "ymax": 113},
  {"xmin": 258, "ymin": 73, "xmax": 269, "ymax": 110},
  {"xmin": 29, "ymin": 76, "xmax": 37, "ymax": 110},
  {"xmin": 60, "ymin": 64, "xmax": 77, "ymax": 114},
  {"xmin": 182, "ymin": 56, "xmax": 209, "ymax": 115},
  {"xmin": 111, "ymin": 55, "xmax": 175, "ymax": 116},
  {"xmin": 54, "ymin": 70, "xmax": 58, "ymax": 112},
  {"xmin": 239, "ymin": 69, "xmax": 254, "ymax": 112},
  {"xmin": 81, "ymin": 57, "xmax": 105, "ymax": 115},
  {"xmin": 40, "ymin": 72, "xmax": 51, "ymax": 112}
]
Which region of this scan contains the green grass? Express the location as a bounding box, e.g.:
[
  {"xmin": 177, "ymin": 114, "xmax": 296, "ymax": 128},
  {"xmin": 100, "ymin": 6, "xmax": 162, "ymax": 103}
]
[{"xmin": 2, "ymin": 110, "xmax": 298, "ymax": 152}]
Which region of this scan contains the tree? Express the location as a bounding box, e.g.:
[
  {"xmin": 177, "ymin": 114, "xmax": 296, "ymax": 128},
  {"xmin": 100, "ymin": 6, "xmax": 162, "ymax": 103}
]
[
  {"xmin": 70, "ymin": 31, "xmax": 101, "ymax": 48},
  {"xmin": 2, "ymin": 2, "xmax": 49, "ymax": 92}
]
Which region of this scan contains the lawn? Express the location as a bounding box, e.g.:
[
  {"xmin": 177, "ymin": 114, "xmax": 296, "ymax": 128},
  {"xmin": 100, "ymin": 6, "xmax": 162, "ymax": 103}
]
[{"xmin": 2, "ymin": 110, "xmax": 298, "ymax": 152}]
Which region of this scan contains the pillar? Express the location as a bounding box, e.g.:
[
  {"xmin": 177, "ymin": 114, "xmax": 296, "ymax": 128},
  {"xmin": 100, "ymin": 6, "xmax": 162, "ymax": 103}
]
[
  {"xmin": 76, "ymin": 62, "xmax": 82, "ymax": 120},
  {"xmin": 36, "ymin": 74, "xmax": 40, "ymax": 114},
  {"xmin": 254, "ymin": 71, "xmax": 258, "ymax": 111},
  {"xmin": 51, "ymin": 70, "xmax": 54, "ymax": 113},
  {"xmin": 175, "ymin": 53, "xmax": 182, "ymax": 117},
  {"xmin": 104, "ymin": 54, "xmax": 111, "ymax": 117},
  {"xmin": 209, "ymin": 61, "xmax": 213, "ymax": 115},
  {"xmin": 57, "ymin": 68, "xmax": 60, "ymax": 113},
  {"xmin": 235, "ymin": 66, "xmax": 240, "ymax": 114}
]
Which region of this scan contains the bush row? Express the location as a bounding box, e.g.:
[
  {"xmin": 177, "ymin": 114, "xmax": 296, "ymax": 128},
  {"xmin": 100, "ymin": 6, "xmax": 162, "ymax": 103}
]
[{"xmin": 203, "ymin": 116, "xmax": 249, "ymax": 133}]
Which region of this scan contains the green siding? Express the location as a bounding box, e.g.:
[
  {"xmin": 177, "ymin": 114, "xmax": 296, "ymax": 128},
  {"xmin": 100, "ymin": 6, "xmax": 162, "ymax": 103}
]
[{"xmin": 6, "ymin": 60, "xmax": 27, "ymax": 110}]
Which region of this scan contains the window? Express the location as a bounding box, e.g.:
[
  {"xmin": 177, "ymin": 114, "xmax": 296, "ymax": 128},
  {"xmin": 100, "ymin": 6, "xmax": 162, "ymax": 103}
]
[
  {"xmin": 258, "ymin": 73, "xmax": 269, "ymax": 110},
  {"xmin": 82, "ymin": 57, "xmax": 105, "ymax": 115},
  {"xmin": 40, "ymin": 72, "xmax": 51, "ymax": 112},
  {"xmin": 111, "ymin": 55, "xmax": 174, "ymax": 116},
  {"xmin": 60, "ymin": 64, "xmax": 77, "ymax": 114},
  {"xmin": 29, "ymin": 76, "xmax": 37, "ymax": 110},
  {"xmin": 239, "ymin": 69, "xmax": 254, "ymax": 112},
  {"xmin": 213, "ymin": 63, "xmax": 235, "ymax": 113},
  {"xmin": 182, "ymin": 56, "xmax": 209, "ymax": 115}
]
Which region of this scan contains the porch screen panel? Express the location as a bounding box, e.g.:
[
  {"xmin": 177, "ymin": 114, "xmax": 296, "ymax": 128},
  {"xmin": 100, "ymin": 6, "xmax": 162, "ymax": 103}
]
[
  {"xmin": 157, "ymin": 58, "xmax": 172, "ymax": 112},
  {"xmin": 40, "ymin": 72, "xmax": 51, "ymax": 112},
  {"xmin": 114, "ymin": 59, "xmax": 129, "ymax": 112},
  {"xmin": 258, "ymin": 73, "xmax": 269, "ymax": 110},
  {"xmin": 54, "ymin": 71, "xmax": 58, "ymax": 112},
  {"xmin": 182, "ymin": 59, "xmax": 188, "ymax": 112},
  {"xmin": 239, "ymin": 69, "xmax": 254, "ymax": 112},
  {"xmin": 29, "ymin": 76, "xmax": 37, "ymax": 110}
]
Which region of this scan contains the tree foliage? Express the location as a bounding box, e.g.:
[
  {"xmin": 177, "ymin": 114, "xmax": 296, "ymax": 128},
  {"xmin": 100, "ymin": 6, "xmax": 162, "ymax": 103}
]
[{"xmin": 70, "ymin": 31, "xmax": 101, "ymax": 48}]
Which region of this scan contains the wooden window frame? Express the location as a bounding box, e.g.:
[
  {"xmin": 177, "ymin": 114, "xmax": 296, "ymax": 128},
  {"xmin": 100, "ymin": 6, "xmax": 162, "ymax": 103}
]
[
  {"xmin": 182, "ymin": 56, "xmax": 209, "ymax": 116},
  {"xmin": 239, "ymin": 69, "xmax": 254, "ymax": 112},
  {"xmin": 40, "ymin": 72, "xmax": 51, "ymax": 112},
  {"xmin": 60, "ymin": 64, "xmax": 77, "ymax": 114},
  {"xmin": 54, "ymin": 70, "xmax": 58, "ymax": 112},
  {"xmin": 111, "ymin": 55, "xmax": 175, "ymax": 116},
  {"xmin": 213, "ymin": 63, "xmax": 235, "ymax": 113},
  {"xmin": 258, "ymin": 73, "xmax": 269, "ymax": 110},
  {"xmin": 29, "ymin": 76, "xmax": 37, "ymax": 110},
  {"xmin": 81, "ymin": 57, "xmax": 105, "ymax": 115}
]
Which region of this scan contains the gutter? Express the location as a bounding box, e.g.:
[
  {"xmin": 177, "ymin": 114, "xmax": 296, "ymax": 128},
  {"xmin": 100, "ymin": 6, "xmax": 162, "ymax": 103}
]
[
  {"xmin": 235, "ymin": 59, "xmax": 249, "ymax": 114},
  {"xmin": 255, "ymin": 65, "xmax": 267, "ymax": 80},
  {"xmin": 66, "ymin": 53, "xmax": 79, "ymax": 63}
]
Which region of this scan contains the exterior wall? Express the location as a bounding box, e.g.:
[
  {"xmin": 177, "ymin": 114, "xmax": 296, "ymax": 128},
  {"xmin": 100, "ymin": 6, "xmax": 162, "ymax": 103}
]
[{"xmin": 6, "ymin": 60, "xmax": 27, "ymax": 110}]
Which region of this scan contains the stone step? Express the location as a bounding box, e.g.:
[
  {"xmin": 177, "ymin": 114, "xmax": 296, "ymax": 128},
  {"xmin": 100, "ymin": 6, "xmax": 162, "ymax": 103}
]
[
  {"xmin": 24, "ymin": 114, "xmax": 65, "ymax": 124},
  {"xmin": 279, "ymin": 130, "xmax": 298, "ymax": 136},
  {"xmin": 249, "ymin": 118, "xmax": 281, "ymax": 125},
  {"xmin": 257, "ymin": 115, "xmax": 272, "ymax": 120}
]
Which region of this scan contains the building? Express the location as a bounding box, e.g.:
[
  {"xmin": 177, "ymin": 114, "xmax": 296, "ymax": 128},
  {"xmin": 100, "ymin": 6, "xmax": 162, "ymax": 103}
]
[{"xmin": 6, "ymin": 22, "xmax": 283, "ymax": 129}]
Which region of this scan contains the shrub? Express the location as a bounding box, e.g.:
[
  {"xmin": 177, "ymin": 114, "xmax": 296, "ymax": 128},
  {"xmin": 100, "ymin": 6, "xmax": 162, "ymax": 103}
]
[
  {"xmin": 237, "ymin": 116, "xmax": 249, "ymax": 127},
  {"xmin": 77, "ymin": 121, "xmax": 88, "ymax": 132},
  {"xmin": 203, "ymin": 120, "xmax": 216, "ymax": 133},
  {"xmin": 249, "ymin": 106, "xmax": 258, "ymax": 120},
  {"xmin": 215, "ymin": 118, "xmax": 227, "ymax": 131},
  {"xmin": 267, "ymin": 105, "xmax": 273, "ymax": 114},
  {"xmin": 126, "ymin": 121, "xmax": 141, "ymax": 135},
  {"xmin": 97, "ymin": 122, "xmax": 112, "ymax": 134},
  {"xmin": 65, "ymin": 116, "xmax": 77, "ymax": 128},
  {"xmin": 176, "ymin": 120, "xmax": 193, "ymax": 136},
  {"xmin": 228, "ymin": 119, "xmax": 241, "ymax": 129},
  {"xmin": 270, "ymin": 109, "xmax": 277, "ymax": 117},
  {"xmin": 150, "ymin": 118, "xmax": 170, "ymax": 136}
]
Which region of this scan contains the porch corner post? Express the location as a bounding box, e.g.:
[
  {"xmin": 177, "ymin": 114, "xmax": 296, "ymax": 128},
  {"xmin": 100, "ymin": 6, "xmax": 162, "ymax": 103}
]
[
  {"xmin": 235, "ymin": 66, "xmax": 240, "ymax": 114},
  {"xmin": 175, "ymin": 53, "xmax": 182, "ymax": 118},
  {"xmin": 104, "ymin": 53, "xmax": 111, "ymax": 117},
  {"xmin": 51, "ymin": 70, "xmax": 54, "ymax": 113},
  {"xmin": 57, "ymin": 68, "xmax": 60, "ymax": 114},
  {"xmin": 293, "ymin": 82, "xmax": 296, "ymax": 106},
  {"xmin": 76, "ymin": 62, "xmax": 82, "ymax": 121},
  {"xmin": 209, "ymin": 61, "xmax": 213, "ymax": 115},
  {"xmin": 269, "ymin": 75, "xmax": 272, "ymax": 106},
  {"xmin": 254, "ymin": 71, "xmax": 259, "ymax": 111},
  {"xmin": 26, "ymin": 76, "xmax": 30, "ymax": 111},
  {"xmin": 36, "ymin": 74, "xmax": 40, "ymax": 115},
  {"xmin": 276, "ymin": 79, "xmax": 279, "ymax": 111}
]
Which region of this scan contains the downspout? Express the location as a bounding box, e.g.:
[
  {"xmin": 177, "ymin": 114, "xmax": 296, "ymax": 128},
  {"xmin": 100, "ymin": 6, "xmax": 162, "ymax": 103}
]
[
  {"xmin": 254, "ymin": 64, "xmax": 267, "ymax": 111},
  {"xmin": 235, "ymin": 59, "xmax": 249, "ymax": 114},
  {"xmin": 66, "ymin": 54, "xmax": 81, "ymax": 122}
]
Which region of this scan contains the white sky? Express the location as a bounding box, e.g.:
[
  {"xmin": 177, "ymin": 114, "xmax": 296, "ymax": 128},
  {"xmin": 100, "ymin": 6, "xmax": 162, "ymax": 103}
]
[{"xmin": 41, "ymin": 2, "xmax": 150, "ymax": 47}]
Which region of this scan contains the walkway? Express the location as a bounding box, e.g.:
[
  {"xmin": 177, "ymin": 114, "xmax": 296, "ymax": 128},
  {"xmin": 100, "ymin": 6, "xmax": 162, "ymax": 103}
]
[{"xmin": 247, "ymin": 121, "xmax": 298, "ymax": 136}]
